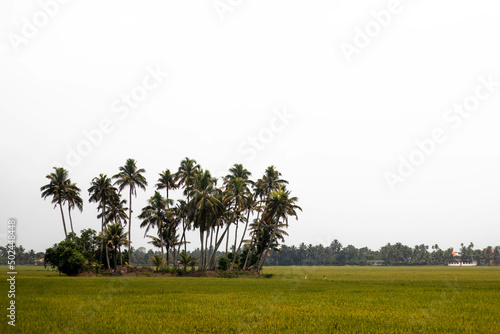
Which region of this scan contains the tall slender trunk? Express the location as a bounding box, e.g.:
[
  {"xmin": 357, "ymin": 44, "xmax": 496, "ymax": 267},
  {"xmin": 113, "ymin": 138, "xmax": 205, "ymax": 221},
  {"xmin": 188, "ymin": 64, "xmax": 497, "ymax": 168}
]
[
  {"xmin": 119, "ymin": 245, "xmax": 123, "ymax": 266},
  {"xmin": 204, "ymin": 230, "xmax": 210, "ymax": 269},
  {"xmin": 105, "ymin": 244, "xmax": 111, "ymax": 270},
  {"xmin": 209, "ymin": 223, "xmax": 230, "ymax": 270},
  {"xmin": 230, "ymin": 220, "xmax": 239, "ymax": 270},
  {"xmin": 113, "ymin": 247, "xmax": 117, "ymax": 272},
  {"xmin": 243, "ymin": 246, "xmax": 253, "ymax": 271},
  {"xmin": 232, "ymin": 210, "xmax": 251, "ymax": 270},
  {"xmin": 159, "ymin": 219, "xmax": 164, "ymax": 260},
  {"xmin": 99, "ymin": 204, "xmax": 105, "ymax": 271},
  {"xmin": 58, "ymin": 201, "xmax": 68, "ymax": 238},
  {"xmin": 166, "ymin": 247, "xmax": 170, "ymax": 267},
  {"xmin": 199, "ymin": 230, "xmax": 204, "ymax": 271},
  {"xmin": 128, "ymin": 188, "xmax": 133, "ymax": 266},
  {"xmin": 67, "ymin": 206, "xmax": 77, "ymax": 244},
  {"xmin": 225, "ymin": 225, "xmax": 230, "ymax": 256}
]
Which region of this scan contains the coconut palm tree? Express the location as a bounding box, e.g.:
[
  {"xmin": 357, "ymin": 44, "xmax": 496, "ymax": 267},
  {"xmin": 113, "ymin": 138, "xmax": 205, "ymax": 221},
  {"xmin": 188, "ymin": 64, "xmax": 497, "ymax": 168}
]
[
  {"xmin": 156, "ymin": 169, "xmax": 177, "ymax": 202},
  {"xmin": 41, "ymin": 167, "xmax": 71, "ymax": 239},
  {"xmin": 149, "ymin": 254, "xmax": 166, "ymax": 272},
  {"xmin": 188, "ymin": 169, "xmax": 222, "ymax": 270},
  {"xmin": 175, "ymin": 157, "xmax": 200, "ymax": 197},
  {"xmin": 100, "ymin": 222, "xmax": 129, "ymax": 272},
  {"xmin": 88, "ymin": 174, "xmax": 116, "ymax": 269},
  {"xmin": 257, "ymin": 184, "xmax": 301, "ymax": 270},
  {"xmin": 64, "ymin": 183, "xmax": 83, "ymax": 244},
  {"xmin": 113, "ymin": 158, "xmax": 148, "ymax": 266},
  {"xmin": 179, "ymin": 250, "xmax": 196, "ymax": 273},
  {"xmin": 139, "ymin": 191, "xmax": 170, "ymax": 260}
]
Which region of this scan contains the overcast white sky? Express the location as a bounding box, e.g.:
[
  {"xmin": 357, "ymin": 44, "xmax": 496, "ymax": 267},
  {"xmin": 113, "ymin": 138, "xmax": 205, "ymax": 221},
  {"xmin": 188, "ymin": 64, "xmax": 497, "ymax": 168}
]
[{"xmin": 1, "ymin": 0, "xmax": 500, "ymax": 253}]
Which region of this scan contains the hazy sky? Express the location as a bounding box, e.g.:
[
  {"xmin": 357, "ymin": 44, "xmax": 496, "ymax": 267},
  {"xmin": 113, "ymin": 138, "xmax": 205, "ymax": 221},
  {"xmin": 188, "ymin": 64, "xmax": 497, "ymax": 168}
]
[{"xmin": 1, "ymin": 0, "xmax": 500, "ymax": 253}]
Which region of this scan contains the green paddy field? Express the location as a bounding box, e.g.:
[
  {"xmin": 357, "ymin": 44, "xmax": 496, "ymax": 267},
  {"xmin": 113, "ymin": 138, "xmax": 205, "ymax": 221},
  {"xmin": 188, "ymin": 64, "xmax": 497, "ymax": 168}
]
[{"xmin": 2, "ymin": 266, "xmax": 499, "ymax": 333}]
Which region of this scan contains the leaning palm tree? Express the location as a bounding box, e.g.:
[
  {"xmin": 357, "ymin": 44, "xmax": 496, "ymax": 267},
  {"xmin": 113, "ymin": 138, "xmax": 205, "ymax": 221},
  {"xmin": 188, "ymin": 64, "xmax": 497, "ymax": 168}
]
[
  {"xmin": 64, "ymin": 183, "xmax": 83, "ymax": 244},
  {"xmin": 113, "ymin": 159, "xmax": 148, "ymax": 266},
  {"xmin": 41, "ymin": 167, "xmax": 71, "ymax": 239}
]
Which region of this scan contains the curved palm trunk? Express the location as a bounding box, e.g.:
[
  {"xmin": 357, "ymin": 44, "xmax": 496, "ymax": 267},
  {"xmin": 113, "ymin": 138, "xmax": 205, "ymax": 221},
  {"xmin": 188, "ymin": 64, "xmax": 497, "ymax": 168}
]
[
  {"xmin": 67, "ymin": 206, "xmax": 77, "ymax": 244},
  {"xmin": 232, "ymin": 210, "xmax": 251, "ymax": 270},
  {"xmin": 58, "ymin": 201, "xmax": 68, "ymax": 238},
  {"xmin": 128, "ymin": 189, "xmax": 133, "ymax": 266},
  {"xmin": 209, "ymin": 223, "xmax": 230, "ymax": 270}
]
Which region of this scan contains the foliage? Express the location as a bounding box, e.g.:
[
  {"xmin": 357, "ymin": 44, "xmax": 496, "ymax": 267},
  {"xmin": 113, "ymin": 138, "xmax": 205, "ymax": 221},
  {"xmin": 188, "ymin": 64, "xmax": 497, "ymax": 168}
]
[
  {"xmin": 217, "ymin": 256, "xmax": 231, "ymax": 271},
  {"xmin": 44, "ymin": 240, "xmax": 86, "ymax": 276}
]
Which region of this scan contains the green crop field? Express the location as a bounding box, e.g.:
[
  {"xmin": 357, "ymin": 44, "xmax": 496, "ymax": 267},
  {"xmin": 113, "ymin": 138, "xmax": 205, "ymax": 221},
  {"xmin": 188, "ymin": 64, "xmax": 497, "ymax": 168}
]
[{"xmin": 2, "ymin": 265, "xmax": 500, "ymax": 333}]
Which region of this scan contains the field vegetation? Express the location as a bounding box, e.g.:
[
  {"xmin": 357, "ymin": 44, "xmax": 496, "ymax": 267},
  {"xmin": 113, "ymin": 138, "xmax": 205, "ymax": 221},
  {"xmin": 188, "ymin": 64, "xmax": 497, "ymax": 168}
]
[{"xmin": 3, "ymin": 265, "xmax": 499, "ymax": 333}]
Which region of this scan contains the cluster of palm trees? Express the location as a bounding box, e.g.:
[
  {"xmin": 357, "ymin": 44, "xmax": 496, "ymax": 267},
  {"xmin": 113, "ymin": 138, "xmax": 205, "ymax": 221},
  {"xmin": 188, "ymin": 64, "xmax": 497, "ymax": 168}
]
[{"xmin": 41, "ymin": 157, "xmax": 301, "ymax": 272}]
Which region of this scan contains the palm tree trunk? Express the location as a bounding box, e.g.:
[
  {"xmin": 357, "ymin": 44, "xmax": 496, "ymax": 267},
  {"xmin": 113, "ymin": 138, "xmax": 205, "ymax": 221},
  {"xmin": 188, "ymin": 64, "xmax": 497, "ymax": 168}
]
[
  {"xmin": 105, "ymin": 244, "xmax": 111, "ymax": 270},
  {"xmin": 114, "ymin": 247, "xmax": 117, "ymax": 272},
  {"xmin": 230, "ymin": 220, "xmax": 239, "ymax": 270},
  {"xmin": 67, "ymin": 206, "xmax": 77, "ymax": 244},
  {"xmin": 236, "ymin": 210, "xmax": 251, "ymax": 257},
  {"xmin": 58, "ymin": 201, "xmax": 68, "ymax": 238},
  {"xmin": 243, "ymin": 246, "xmax": 253, "ymax": 270},
  {"xmin": 209, "ymin": 223, "xmax": 230, "ymax": 270},
  {"xmin": 204, "ymin": 231, "xmax": 210, "ymax": 270},
  {"xmin": 258, "ymin": 223, "xmax": 278, "ymax": 271},
  {"xmin": 225, "ymin": 225, "xmax": 230, "ymax": 256},
  {"xmin": 119, "ymin": 245, "xmax": 123, "ymax": 266},
  {"xmin": 199, "ymin": 230, "xmax": 204, "ymax": 271},
  {"xmin": 129, "ymin": 189, "xmax": 133, "ymax": 266}
]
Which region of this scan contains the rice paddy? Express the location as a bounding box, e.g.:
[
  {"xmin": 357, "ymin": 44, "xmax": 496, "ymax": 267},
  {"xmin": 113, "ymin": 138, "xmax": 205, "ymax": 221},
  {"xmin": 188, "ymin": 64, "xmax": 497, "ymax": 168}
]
[{"xmin": 2, "ymin": 265, "xmax": 500, "ymax": 333}]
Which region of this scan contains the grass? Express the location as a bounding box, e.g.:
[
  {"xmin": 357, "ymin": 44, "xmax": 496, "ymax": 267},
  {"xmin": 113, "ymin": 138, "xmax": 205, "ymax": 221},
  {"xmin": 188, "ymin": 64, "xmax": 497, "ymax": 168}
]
[{"xmin": 2, "ymin": 265, "xmax": 500, "ymax": 333}]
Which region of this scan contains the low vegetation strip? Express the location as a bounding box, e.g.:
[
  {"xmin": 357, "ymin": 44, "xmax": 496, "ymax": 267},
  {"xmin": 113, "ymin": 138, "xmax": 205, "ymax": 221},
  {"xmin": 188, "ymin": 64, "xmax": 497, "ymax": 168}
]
[{"xmin": 2, "ymin": 266, "xmax": 499, "ymax": 333}]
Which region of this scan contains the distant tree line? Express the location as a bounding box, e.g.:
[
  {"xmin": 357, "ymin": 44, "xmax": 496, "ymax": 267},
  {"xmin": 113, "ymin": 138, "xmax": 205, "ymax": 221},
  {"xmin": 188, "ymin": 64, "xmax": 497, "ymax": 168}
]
[
  {"xmin": 0, "ymin": 245, "xmax": 44, "ymax": 265},
  {"xmin": 266, "ymin": 241, "xmax": 500, "ymax": 266}
]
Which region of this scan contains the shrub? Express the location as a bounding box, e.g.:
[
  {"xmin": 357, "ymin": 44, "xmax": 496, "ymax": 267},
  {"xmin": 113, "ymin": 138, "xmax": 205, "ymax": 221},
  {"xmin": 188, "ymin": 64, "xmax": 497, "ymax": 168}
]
[
  {"xmin": 44, "ymin": 240, "xmax": 86, "ymax": 276},
  {"xmin": 218, "ymin": 257, "xmax": 231, "ymax": 271}
]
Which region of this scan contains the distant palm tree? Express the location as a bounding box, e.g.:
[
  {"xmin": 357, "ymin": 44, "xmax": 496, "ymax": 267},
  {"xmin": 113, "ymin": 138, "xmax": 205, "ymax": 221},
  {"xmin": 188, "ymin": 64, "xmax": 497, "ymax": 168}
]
[
  {"xmin": 179, "ymin": 250, "xmax": 196, "ymax": 273},
  {"xmin": 41, "ymin": 167, "xmax": 71, "ymax": 239},
  {"xmin": 113, "ymin": 159, "xmax": 148, "ymax": 266},
  {"xmin": 149, "ymin": 254, "xmax": 166, "ymax": 273},
  {"xmin": 64, "ymin": 183, "xmax": 83, "ymax": 244}
]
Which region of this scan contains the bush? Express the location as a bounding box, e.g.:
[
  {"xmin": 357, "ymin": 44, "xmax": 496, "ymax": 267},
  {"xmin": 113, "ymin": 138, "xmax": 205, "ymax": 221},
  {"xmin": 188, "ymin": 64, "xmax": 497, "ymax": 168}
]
[
  {"xmin": 44, "ymin": 240, "xmax": 86, "ymax": 276},
  {"xmin": 218, "ymin": 257, "xmax": 231, "ymax": 271}
]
